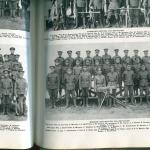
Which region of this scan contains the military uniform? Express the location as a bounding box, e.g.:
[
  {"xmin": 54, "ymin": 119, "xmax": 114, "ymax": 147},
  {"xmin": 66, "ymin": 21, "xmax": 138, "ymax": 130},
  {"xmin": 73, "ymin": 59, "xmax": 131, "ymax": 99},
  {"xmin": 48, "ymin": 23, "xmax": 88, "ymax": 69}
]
[
  {"xmin": 74, "ymin": 51, "xmax": 83, "ymax": 66},
  {"xmin": 15, "ymin": 70, "xmax": 27, "ymax": 116},
  {"xmin": 3, "ymin": 55, "xmax": 11, "ymax": 71},
  {"xmin": 102, "ymin": 49, "xmax": 111, "ymax": 64},
  {"xmin": 93, "ymin": 49, "xmax": 102, "ymax": 65},
  {"xmin": 64, "ymin": 71, "xmax": 76, "ymax": 107},
  {"xmin": 8, "ymin": 47, "xmax": 16, "ymax": 62},
  {"xmin": 79, "ymin": 69, "xmax": 92, "ymax": 106},
  {"xmin": 46, "ymin": 66, "xmax": 59, "ymax": 108},
  {"xmin": 142, "ymin": 50, "xmax": 150, "ymax": 65},
  {"xmin": 112, "ymin": 49, "xmax": 122, "ymax": 64},
  {"xmin": 55, "ymin": 55, "xmax": 64, "ymax": 66},
  {"xmin": 122, "ymin": 50, "xmax": 132, "ymax": 70},
  {"xmin": 1, "ymin": 70, "xmax": 13, "ymax": 115},
  {"xmin": 65, "ymin": 50, "xmax": 74, "ymax": 67},
  {"xmin": 84, "ymin": 50, "xmax": 93, "ymax": 65}
]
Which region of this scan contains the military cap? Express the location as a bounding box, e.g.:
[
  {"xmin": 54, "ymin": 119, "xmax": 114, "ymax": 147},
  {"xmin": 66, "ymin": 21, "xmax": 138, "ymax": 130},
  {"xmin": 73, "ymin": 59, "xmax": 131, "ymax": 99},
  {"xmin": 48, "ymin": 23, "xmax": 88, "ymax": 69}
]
[
  {"xmin": 114, "ymin": 49, "xmax": 119, "ymax": 52},
  {"xmin": 76, "ymin": 51, "xmax": 80, "ymax": 54},
  {"xmin": 124, "ymin": 49, "xmax": 129, "ymax": 53},
  {"xmin": 143, "ymin": 50, "xmax": 148, "ymax": 53},
  {"xmin": 95, "ymin": 49, "xmax": 100, "ymax": 52},
  {"xmin": 10, "ymin": 47, "xmax": 15, "ymax": 50},
  {"xmin": 67, "ymin": 50, "xmax": 72, "ymax": 54},
  {"xmin": 57, "ymin": 51, "xmax": 62, "ymax": 53},
  {"xmin": 134, "ymin": 49, "xmax": 139, "ymax": 53}
]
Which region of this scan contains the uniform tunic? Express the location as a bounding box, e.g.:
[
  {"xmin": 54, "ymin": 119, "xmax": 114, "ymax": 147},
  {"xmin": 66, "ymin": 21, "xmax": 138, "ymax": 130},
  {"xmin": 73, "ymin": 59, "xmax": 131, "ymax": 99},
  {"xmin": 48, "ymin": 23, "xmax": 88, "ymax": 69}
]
[
  {"xmin": 65, "ymin": 57, "xmax": 74, "ymax": 67},
  {"xmin": 94, "ymin": 75, "xmax": 106, "ymax": 92},
  {"xmin": 139, "ymin": 71, "xmax": 149, "ymax": 87},
  {"xmin": 102, "ymin": 54, "xmax": 111, "ymax": 64},
  {"xmin": 142, "ymin": 56, "xmax": 150, "ymax": 64},
  {"xmin": 16, "ymin": 78, "xmax": 27, "ymax": 96},
  {"xmin": 55, "ymin": 57, "xmax": 64, "ymax": 66},
  {"xmin": 107, "ymin": 71, "xmax": 118, "ymax": 88},
  {"xmin": 64, "ymin": 73, "xmax": 76, "ymax": 90},
  {"xmin": 122, "ymin": 70, "xmax": 134, "ymax": 86},
  {"xmin": 74, "ymin": 57, "xmax": 83, "ymax": 66},
  {"xmin": 84, "ymin": 56, "xmax": 93, "ymax": 65},
  {"xmin": 93, "ymin": 55, "xmax": 102, "ymax": 64},
  {"xmin": 89, "ymin": 0, "xmax": 104, "ymax": 9},
  {"xmin": 112, "ymin": 55, "xmax": 122, "ymax": 64}
]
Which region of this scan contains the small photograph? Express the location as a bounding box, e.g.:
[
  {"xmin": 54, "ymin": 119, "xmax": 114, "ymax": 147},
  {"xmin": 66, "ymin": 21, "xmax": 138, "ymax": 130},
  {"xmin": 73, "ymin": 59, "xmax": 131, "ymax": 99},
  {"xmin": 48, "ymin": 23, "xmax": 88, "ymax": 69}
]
[
  {"xmin": 45, "ymin": 42, "xmax": 150, "ymax": 120},
  {"xmin": 0, "ymin": 45, "xmax": 28, "ymax": 121},
  {"xmin": 0, "ymin": 0, "xmax": 30, "ymax": 31},
  {"xmin": 45, "ymin": 0, "xmax": 150, "ymax": 31}
]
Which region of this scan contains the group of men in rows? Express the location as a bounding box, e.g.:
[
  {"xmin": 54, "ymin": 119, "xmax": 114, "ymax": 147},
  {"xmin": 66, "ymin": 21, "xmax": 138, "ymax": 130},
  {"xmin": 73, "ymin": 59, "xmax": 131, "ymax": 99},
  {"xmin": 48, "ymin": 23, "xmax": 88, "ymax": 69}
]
[
  {"xmin": 0, "ymin": 0, "xmax": 30, "ymax": 18},
  {"xmin": 46, "ymin": 48, "xmax": 150, "ymax": 108},
  {"xmin": 47, "ymin": 0, "xmax": 150, "ymax": 30},
  {"xmin": 0, "ymin": 47, "xmax": 27, "ymax": 116}
]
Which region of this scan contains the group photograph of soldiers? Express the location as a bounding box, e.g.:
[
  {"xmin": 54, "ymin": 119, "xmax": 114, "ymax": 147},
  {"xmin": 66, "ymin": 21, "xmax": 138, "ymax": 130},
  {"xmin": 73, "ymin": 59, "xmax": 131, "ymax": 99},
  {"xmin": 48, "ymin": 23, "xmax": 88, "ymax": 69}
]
[
  {"xmin": 45, "ymin": 0, "xmax": 150, "ymax": 31},
  {"xmin": 45, "ymin": 42, "xmax": 150, "ymax": 120},
  {"xmin": 0, "ymin": 0, "xmax": 30, "ymax": 31},
  {"xmin": 0, "ymin": 46, "xmax": 28, "ymax": 121}
]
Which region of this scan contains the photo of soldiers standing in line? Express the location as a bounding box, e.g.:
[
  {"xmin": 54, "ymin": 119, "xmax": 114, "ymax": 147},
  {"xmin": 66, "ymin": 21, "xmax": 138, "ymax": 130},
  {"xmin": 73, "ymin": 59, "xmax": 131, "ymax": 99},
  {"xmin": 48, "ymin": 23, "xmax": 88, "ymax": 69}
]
[
  {"xmin": 0, "ymin": 47, "xmax": 28, "ymax": 117},
  {"xmin": 45, "ymin": 0, "xmax": 149, "ymax": 30}
]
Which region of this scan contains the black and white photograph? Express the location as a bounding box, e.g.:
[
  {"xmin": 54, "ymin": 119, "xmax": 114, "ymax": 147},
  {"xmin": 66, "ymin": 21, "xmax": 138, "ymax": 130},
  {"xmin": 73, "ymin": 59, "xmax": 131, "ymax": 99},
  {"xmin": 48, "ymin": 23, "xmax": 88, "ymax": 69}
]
[
  {"xmin": 45, "ymin": 42, "xmax": 150, "ymax": 120},
  {"xmin": 0, "ymin": 0, "xmax": 30, "ymax": 31},
  {"xmin": 0, "ymin": 45, "xmax": 28, "ymax": 121},
  {"xmin": 45, "ymin": 0, "xmax": 150, "ymax": 31}
]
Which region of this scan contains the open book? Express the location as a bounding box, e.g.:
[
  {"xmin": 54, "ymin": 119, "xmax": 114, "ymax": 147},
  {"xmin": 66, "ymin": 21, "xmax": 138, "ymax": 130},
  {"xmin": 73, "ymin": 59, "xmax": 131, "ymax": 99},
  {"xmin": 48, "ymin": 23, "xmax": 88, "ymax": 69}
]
[{"xmin": 1, "ymin": 0, "xmax": 150, "ymax": 149}]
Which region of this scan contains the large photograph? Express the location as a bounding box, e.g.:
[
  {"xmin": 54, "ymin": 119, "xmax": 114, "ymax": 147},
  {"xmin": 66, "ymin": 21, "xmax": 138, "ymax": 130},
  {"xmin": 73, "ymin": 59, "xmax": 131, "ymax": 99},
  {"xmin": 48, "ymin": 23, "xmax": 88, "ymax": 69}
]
[
  {"xmin": 45, "ymin": 42, "xmax": 150, "ymax": 120},
  {"xmin": 0, "ymin": 0, "xmax": 30, "ymax": 31},
  {"xmin": 0, "ymin": 45, "xmax": 28, "ymax": 121},
  {"xmin": 45, "ymin": 0, "xmax": 150, "ymax": 31}
]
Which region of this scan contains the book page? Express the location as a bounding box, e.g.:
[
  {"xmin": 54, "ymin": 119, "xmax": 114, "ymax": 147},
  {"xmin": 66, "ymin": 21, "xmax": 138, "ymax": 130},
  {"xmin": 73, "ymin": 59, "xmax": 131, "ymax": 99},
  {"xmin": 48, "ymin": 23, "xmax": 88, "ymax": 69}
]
[
  {"xmin": 36, "ymin": 0, "xmax": 150, "ymax": 149},
  {"xmin": 0, "ymin": 0, "xmax": 33, "ymax": 149}
]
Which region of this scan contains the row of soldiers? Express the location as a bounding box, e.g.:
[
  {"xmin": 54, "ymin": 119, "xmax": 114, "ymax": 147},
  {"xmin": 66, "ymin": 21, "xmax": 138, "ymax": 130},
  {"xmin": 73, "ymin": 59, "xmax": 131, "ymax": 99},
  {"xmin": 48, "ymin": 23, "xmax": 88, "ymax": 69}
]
[
  {"xmin": 0, "ymin": 0, "xmax": 30, "ymax": 18},
  {"xmin": 0, "ymin": 47, "xmax": 27, "ymax": 116},
  {"xmin": 47, "ymin": 0, "xmax": 150, "ymax": 30},
  {"xmin": 46, "ymin": 49, "xmax": 150, "ymax": 108}
]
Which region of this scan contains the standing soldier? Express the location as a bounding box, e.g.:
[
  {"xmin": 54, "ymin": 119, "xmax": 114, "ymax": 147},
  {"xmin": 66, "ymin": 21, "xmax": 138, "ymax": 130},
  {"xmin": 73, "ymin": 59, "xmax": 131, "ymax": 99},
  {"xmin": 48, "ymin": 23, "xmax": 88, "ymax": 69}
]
[
  {"xmin": 112, "ymin": 49, "xmax": 122, "ymax": 64},
  {"xmin": 126, "ymin": 0, "xmax": 141, "ymax": 27},
  {"xmin": 84, "ymin": 50, "xmax": 93, "ymax": 66},
  {"xmin": 142, "ymin": 50, "xmax": 150, "ymax": 65},
  {"xmin": 122, "ymin": 65, "xmax": 135, "ymax": 104},
  {"xmin": 106, "ymin": 65, "xmax": 118, "ymax": 106},
  {"xmin": 15, "ymin": 69, "xmax": 27, "ymax": 116},
  {"xmin": 79, "ymin": 66, "xmax": 92, "ymax": 107},
  {"xmin": 8, "ymin": 47, "xmax": 16, "ymax": 62},
  {"xmin": 1, "ymin": 69, "xmax": 13, "ymax": 115},
  {"xmin": 89, "ymin": 0, "xmax": 105, "ymax": 27},
  {"xmin": 55, "ymin": 50, "xmax": 64, "ymax": 66},
  {"xmin": 93, "ymin": 49, "xmax": 102, "ymax": 66},
  {"xmin": 106, "ymin": 0, "xmax": 122, "ymax": 27},
  {"xmin": 139, "ymin": 64, "xmax": 149, "ymax": 103},
  {"xmin": 0, "ymin": 0, "xmax": 5, "ymax": 17},
  {"xmin": 132, "ymin": 49, "xmax": 141, "ymax": 95},
  {"xmin": 94, "ymin": 67, "xmax": 106, "ymax": 106},
  {"xmin": 64, "ymin": 68, "xmax": 76, "ymax": 107},
  {"xmin": 73, "ymin": 59, "xmax": 82, "ymax": 97},
  {"xmin": 65, "ymin": 50, "xmax": 74, "ymax": 67},
  {"xmin": 74, "ymin": 51, "xmax": 83, "ymax": 66},
  {"xmin": 122, "ymin": 49, "xmax": 131, "ymax": 71},
  {"xmin": 102, "ymin": 48, "xmax": 111, "ymax": 64},
  {"xmin": 46, "ymin": 66, "xmax": 59, "ymax": 108},
  {"xmin": 74, "ymin": 0, "xmax": 86, "ymax": 29}
]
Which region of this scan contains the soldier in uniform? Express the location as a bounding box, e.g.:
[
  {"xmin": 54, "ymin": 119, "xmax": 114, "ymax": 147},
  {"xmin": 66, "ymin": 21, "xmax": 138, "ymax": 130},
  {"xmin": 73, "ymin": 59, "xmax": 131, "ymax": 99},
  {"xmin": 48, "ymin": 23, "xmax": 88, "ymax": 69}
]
[
  {"xmin": 46, "ymin": 66, "xmax": 59, "ymax": 108},
  {"xmin": 8, "ymin": 47, "xmax": 16, "ymax": 62},
  {"xmin": 84, "ymin": 50, "xmax": 93, "ymax": 66},
  {"xmin": 0, "ymin": 0, "xmax": 5, "ymax": 17},
  {"xmin": 93, "ymin": 49, "xmax": 102, "ymax": 66},
  {"xmin": 126, "ymin": 0, "xmax": 141, "ymax": 27},
  {"xmin": 112, "ymin": 49, "xmax": 122, "ymax": 64},
  {"xmin": 65, "ymin": 50, "xmax": 74, "ymax": 67},
  {"xmin": 73, "ymin": 59, "xmax": 82, "ymax": 97},
  {"xmin": 102, "ymin": 48, "xmax": 111, "ymax": 64},
  {"xmin": 142, "ymin": 50, "xmax": 150, "ymax": 65},
  {"xmin": 122, "ymin": 49, "xmax": 131, "ymax": 71},
  {"xmin": 3, "ymin": 54, "xmax": 11, "ymax": 71},
  {"xmin": 106, "ymin": 0, "xmax": 122, "ymax": 27},
  {"xmin": 64, "ymin": 68, "xmax": 76, "ymax": 107},
  {"xmin": 74, "ymin": 51, "xmax": 83, "ymax": 66},
  {"xmin": 89, "ymin": 0, "xmax": 105, "ymax": 27},
  {"xmin": 102, "ymin": 59, "xmax": 111, "ymax": 82},
  {"xmin": 1, "ymin": 69, "xmax": 13, "ymax": 115},
  {"xmin": 8, "ymin": 0, "xmax": 19, "ymax": 18},
  {"xmin": 139, "ymin": 64, "xmax": 149, "ymax": 103},
  {"xmin": 94, "ymin": 67, "xmax": 106, "ymax": 106},
  {"xmin": 74, "ymin": 0, "xmax": 86, "ymax": 28},
  {"xmin": 122, "ymin": 64, "xmax": 135, "ymax": 104},
  {"xmin": 93, "ymin": 59, "xmax": 102, "ymax": 76},
  {"xmin": 15, "ymin": 69, "xmax": 27, "ymax": 116},
  {"xmin": 55, "ymin": 50, "xmax": 64, "ymax": 66},
  {"xmin": 132, "ymin": 49, "xmax": 141, "ymax": 95},
  {"xmin": 106, "ymin": 65, "xmax": 118, "ymax": 106},
  {"xmin": 0, "ymin": 48, "xmax": 3, "ymax": 63},
  {"xmin": 79, "ymin": 65, "xmax": 92, "ymax": 107}
]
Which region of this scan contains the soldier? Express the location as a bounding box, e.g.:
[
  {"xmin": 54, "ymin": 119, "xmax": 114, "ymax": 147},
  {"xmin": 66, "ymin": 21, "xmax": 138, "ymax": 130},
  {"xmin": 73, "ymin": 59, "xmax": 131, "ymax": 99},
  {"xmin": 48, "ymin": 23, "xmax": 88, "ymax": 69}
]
[
  {"xmin": 8, "ymin": 47, "xmax": 16, "ymax": 62},
  {"xmin": 74, "ymin": 0, "xmax": 86, "ymax": 29},
  {"xmin": 139, "ymin": 64, "xmax": 149, "ymax": 103},
  {"xmin": 142, "ymin": 50, "xmax": 150, "ymax": 65},
  {"xmin": 79, "ymin": 65, "xmax": 92, "ymax": 107},
  {"xmin": 84, "ymin": 50, "xmax": 93, "ymax": 66},
  {"xmin": 15, "ymin": 69, "xmax": 27, "ymax": 116},
  {"xmin": 0, "ymin": 48, "xmax": 3, "ymax": 63},
  {"xmin": 106, "ymin": 65, "xmax": 118, "ymax": 106},
  {"xmin": 122, "ymin": 49, "xmax": 131, "ymax": 71},
  {"xmin": 106, "ymin": 0, "xmax": 122, "ymax": 27},
  {"xmin": 64, "ymin": 68, "xmax": 76, "ymax": 107},
  {"xmin": 85, "ymin": 58, "xmax": 93, "ymax": 75},
  {"xmin": 94, "ymin": 67, "xmax": 106, "ymax": 106},
  {"xmin": 89, "ymin": 0, "xmax": 105, "ymax": 27},
  {"xmin": 1, "ymin": 69, "xmax": 13, "ymax": 115},
  {"xmin": 65, "ymin": 50, "xmax": 74, "ymax": 67},
  {"xmin": 126, "ymin": 0, "xmax": 141, "ymax": 27},
  {"xmin": 73, "ymin": 59, "xmax": 82, "ymax": 97},
  {"xmin": 132, "ymin": 50, "xmax": 141, "ymax": 95},
  {"xmin": 112, "ymin": 49, "xmax": 122, "ymax": 64},
  {"xmin": 55, "ymin": 50, "xmax": 64, "ymax": 66},
  {"xmin": 102, "ymin": 48, "xmax": 111, "ymax": 64},
  {"xmin": 8, "ymin": 0, "xmax": 19, "ymax": 18},
  {"xmin": 46, "ymin": 66, "xmax": 59, "ymax": 108},
  {"xmin": 74, "ymin": 51, "xmax": 83, "ymax": 66},
  {"xmin": 102, "ymin": 59, "xmax": 111, "ymax": 81},
  {"xmin": 93, "ymin": 49, "xmax": 102, "ymax": 66},
  {"xmin": 0, "ymin": 0, "xmax": 5, "ymax": 17},
  {"xmin": 3, "ymin": 54, "xmax": 11, "ymax": 71},
  {"xmin": 122, "ymin": 64, "xmax": 135, "ymax": 104}
]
